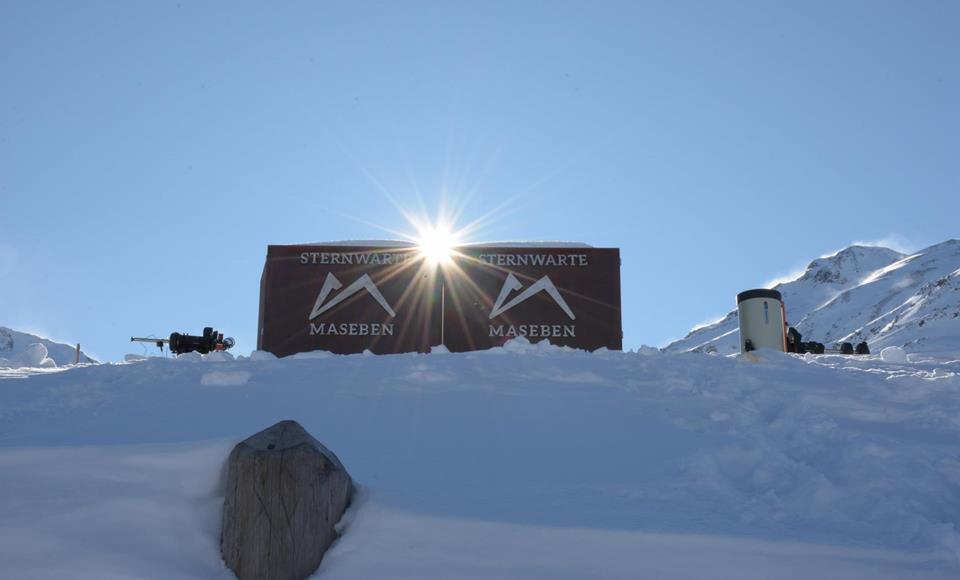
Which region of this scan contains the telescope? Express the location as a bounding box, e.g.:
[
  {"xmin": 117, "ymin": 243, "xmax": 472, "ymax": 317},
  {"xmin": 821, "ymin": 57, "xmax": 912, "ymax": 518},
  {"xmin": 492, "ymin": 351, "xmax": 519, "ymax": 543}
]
[{"xmin": 131, "ymin": 327, "xmax": 235, "ymax": 355}]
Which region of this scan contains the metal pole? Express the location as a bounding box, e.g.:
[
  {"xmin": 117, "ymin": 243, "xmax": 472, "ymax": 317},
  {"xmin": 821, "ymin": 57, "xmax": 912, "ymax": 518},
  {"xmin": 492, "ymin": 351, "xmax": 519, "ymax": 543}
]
[{"xmin": 440, "ymin": 282, "xmax": 445, "ymax": 346}]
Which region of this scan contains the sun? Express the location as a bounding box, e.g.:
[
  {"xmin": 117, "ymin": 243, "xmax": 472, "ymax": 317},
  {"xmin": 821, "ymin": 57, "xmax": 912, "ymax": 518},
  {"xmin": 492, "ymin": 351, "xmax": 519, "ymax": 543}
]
[{"xmin": 415, "ymin": 223, "xmax": 459, "ymax": 266}]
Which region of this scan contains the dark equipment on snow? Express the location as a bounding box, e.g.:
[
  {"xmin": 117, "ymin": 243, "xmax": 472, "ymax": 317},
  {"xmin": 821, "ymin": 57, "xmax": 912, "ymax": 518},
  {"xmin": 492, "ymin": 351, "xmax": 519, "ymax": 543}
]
[
  {"xmin": 786, "ymin": 327, "xmax": 821, "ymax": 354},
  {"xmin": 785, "ymin": 326, "xmax": 868, "ymax": 356},
  {"xmin": 807, "ymin": 342, "xmax": 826, "ymax": 355},
  {"xmin": 131, "ymin": 327, "xmax": 235, "ymax": 355}
]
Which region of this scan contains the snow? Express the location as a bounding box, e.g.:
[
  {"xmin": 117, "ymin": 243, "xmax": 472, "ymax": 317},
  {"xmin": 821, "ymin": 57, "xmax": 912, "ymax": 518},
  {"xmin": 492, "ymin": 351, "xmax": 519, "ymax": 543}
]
[
  {"xmin": 2, "ymin": 341, "xmax": 960, "ymax": 578},
  {"xmin": 203, "ymin": 351, "xmax": 235, "ymax": 363},
  {"xmin": 200, "ymin": 370, "xmax": 252, "ymax": 386},
  {"xmin": 806, "ymin": 241, "xmax": 960, "ymax": 351},
  {"xmin": 321, "ymin": 501, "xmax": 956, "ymax": 580},
  {"xmin": 291, "ymin": 349, "xmax": 334, "ymax": 360},
  {"xmin": 0, "ymin": 326, "xmax": 96, "ymax": 368},
  {"xmin": 0, "ymin": 442, "xmax": 233, "ymax": 580},
  {"xmin": 461, "ymin": 241, "xmax": 594, "ymax": 248},
  {"xmin": 299, "ymin": 240, "xmax": 415, "ymax": 247},
  {"xmin": 294, "ymin": 240, "xmax": 594, "ymax": 248},
  {"xmin": 881, "ymin": 346, "xmax": 909, "ymax": 363},
  {"xmin": 18, "ymin": 343, "xmax": 56, "ymax": 368}
]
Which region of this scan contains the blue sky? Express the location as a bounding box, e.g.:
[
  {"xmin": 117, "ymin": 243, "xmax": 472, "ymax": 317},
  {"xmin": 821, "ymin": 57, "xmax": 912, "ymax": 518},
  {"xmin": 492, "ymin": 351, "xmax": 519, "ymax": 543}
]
[{"xmin": 1, "ymin": 0, "xmax": 957, "ymax": 361}]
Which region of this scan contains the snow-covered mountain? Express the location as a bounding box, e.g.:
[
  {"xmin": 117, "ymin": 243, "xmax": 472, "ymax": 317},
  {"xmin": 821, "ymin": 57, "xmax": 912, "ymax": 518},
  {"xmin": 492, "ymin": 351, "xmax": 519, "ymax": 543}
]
[
  {"xmin": 0, "ymin": 326, "xmax": 96, "ymax": 367},
  {"xmin": 667, "ymin": 240, "xmax": 960, "ymax": 354}
]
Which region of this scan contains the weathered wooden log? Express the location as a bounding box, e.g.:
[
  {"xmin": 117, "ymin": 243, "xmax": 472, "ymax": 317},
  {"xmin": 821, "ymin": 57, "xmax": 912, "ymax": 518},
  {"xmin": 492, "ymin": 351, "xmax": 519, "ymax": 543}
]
[{"xmin": 221, "ymin": 420, "xmax": 353, "ymax": 580}]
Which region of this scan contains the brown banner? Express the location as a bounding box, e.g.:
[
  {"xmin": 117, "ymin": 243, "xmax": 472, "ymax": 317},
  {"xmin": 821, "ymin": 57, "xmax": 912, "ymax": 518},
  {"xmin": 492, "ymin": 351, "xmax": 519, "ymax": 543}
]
[
  {"xmin": 258, "ymin": 244, "xmax": 621, "ymax": 356},
  {"xmin": 441, "ymin": 247, "xmax": 622, "ymax": 352}
]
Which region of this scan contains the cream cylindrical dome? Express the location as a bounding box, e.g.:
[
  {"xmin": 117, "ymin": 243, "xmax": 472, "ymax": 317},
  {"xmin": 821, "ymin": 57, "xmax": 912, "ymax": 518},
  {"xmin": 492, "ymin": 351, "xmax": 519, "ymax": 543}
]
[{"xmin": 736, "ymin": 289, "xmax": 786, "ymax": 353}]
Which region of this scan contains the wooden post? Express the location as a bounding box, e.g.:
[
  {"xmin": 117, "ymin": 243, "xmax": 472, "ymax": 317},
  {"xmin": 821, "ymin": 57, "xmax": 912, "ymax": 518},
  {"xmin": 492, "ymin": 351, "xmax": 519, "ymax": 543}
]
[
  {"xmin": 75, "ymin": 344, "xmax": 80, "ymax": 365},
  {"xmin": 221, "ymin": 420, "xmax": 353, "ymax": 580}
]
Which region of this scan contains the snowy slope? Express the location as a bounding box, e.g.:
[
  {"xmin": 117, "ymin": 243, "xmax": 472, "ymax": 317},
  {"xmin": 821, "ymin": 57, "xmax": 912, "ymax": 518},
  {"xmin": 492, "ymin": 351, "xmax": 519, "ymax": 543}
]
[
  {"xmin": 813, "ymin": 240, "xmax": 960, "ymax": 353},
  {"xmin": 0, "ymin": 326, "xmax": 96, "ymax": 367},
  {"xmin": 667, "ymin": 241, "xmax": 960, "ymax": 354},
  {"xmin": 1, "ymin": 342, "xmax": 959, "ymax": 578}
]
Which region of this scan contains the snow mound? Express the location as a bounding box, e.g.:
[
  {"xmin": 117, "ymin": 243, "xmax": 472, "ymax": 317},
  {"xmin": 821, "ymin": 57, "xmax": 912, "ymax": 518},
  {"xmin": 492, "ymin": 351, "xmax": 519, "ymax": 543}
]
[
  {"xmin": 291, "ymin": 349, "xmax": 334, "ymax": 360},
  {"xmin": 19, "ymin": 343, "xmax": 56, "ymax": 368},
  {"xmin": 203, "ymin": 351, "xmax": 235, "ymax": 362},
  {"xmin": 500, "ymin": 336, "xmax": 572, "ymax": 354},
  {"xmin": 880, "ymin": 346, "xmax": 909, "ymax": 363},
  {"xmin": 296, "ymin": 240, "xmax": 594, "ymax": 248},
  {"xmin": 0, "ymin": 342, "xmax": 57, "ymax": 369}
]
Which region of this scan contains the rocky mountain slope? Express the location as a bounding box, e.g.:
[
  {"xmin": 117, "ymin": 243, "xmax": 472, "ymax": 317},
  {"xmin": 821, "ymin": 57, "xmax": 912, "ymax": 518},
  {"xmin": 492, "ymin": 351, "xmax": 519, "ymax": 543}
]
[{"xmin": 667, "ymin": 240, "xmax": 960, "ymax": 354}]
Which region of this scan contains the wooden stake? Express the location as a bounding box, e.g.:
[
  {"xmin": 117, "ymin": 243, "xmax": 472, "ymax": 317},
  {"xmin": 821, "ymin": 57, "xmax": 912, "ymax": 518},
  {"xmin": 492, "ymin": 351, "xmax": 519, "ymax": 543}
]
[{"xmin": 75, "ymin": 344, "xmax": 80, "ymax": 365}]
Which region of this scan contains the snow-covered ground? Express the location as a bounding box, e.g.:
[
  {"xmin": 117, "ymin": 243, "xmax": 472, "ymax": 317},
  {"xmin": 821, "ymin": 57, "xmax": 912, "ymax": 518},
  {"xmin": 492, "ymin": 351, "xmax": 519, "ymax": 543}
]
[{"xmin": 2, "ymin": 340, "xmax": 959, "ymax": 578}]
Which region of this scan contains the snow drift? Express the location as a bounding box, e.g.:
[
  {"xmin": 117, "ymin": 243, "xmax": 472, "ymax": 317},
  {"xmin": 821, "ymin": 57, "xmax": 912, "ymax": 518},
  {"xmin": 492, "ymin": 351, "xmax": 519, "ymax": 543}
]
[{"xmin": 1, "ymin": 340, "xmax": 959, "ymax": 578}]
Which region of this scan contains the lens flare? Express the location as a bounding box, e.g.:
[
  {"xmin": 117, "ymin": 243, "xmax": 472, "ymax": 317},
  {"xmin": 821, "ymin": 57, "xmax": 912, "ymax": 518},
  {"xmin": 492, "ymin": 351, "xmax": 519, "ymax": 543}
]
[{"xmin": 415, "ymin": 223, "xmax": 459, "ymax": 266}]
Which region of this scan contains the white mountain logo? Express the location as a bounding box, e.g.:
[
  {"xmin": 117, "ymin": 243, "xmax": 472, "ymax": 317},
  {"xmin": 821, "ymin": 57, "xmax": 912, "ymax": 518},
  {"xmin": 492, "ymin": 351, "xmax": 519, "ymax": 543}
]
[
  {"xmin": 489, "ymin": 273, "xmax": 575, "ymax": 320},
  {"xmin": 309, "ymin": 273, "xmax": 396, "ymax": 320}
]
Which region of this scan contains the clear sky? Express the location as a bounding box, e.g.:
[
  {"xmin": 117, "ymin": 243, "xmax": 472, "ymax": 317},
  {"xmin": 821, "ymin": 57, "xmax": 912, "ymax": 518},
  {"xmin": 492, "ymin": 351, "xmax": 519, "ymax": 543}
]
[{"xmin": 1, "ymin": 1, "xmax": 957, "ymax": 362}]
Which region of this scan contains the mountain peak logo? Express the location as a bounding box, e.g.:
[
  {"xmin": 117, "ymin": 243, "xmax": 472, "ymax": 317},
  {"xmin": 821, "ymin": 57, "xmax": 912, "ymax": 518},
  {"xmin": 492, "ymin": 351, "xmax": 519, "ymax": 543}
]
[
  {"xmin": 309, "ymin": 273, "xmax": 396, "ymax": 320},
  {"xmin": 489, "ymin": 273, "xmax": 575, "ymax": 320}
]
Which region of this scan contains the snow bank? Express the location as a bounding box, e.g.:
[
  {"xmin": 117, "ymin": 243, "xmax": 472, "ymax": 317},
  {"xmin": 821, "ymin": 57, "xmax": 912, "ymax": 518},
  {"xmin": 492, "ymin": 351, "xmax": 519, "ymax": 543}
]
[
  {"xmin": 1, "ymin": 346, "xmax": 959, "ymax": 578},
  {"xmin": 320, "ymin": 500, "xmax": 955, "ymax": 580},
  {"xmin": 0, "ymin": 442, "xmax": 234, "ymax": 580}
]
